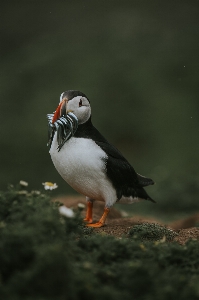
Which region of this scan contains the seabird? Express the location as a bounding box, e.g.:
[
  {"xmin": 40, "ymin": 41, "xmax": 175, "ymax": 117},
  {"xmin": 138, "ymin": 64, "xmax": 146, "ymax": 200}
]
[{"xmin": 48, "ymin": 90, "xmax": 155, "ymax": 227}]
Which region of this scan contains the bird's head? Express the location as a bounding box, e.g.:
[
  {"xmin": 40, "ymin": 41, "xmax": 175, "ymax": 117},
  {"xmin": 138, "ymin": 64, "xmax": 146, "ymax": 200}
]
[{"xmin": 52, "ymin": 90, "xmax": 91, "ymax": 125}]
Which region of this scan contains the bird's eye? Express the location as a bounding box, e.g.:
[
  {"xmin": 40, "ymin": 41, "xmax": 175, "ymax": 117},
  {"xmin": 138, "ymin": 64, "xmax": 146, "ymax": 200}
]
[{"xmin": 79, "ymin": 99, "xmax": 82, "ymax": 107}]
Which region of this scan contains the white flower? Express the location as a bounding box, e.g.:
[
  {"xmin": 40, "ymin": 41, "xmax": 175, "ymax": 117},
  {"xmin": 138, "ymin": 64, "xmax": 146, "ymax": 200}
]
[
  {"xmin": 42, "ymin": 182, "xmax": 58, "ymax": 190},
  {"xmin": 59, "ymin": 206, "xmax": 74, "ymax": 218},
  {"xmin": 19, "ymin": 180, "xmax": 28, "ymax": 187}
]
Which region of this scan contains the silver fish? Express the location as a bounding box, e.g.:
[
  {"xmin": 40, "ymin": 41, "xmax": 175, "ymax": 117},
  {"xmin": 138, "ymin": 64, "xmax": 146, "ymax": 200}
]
[{"xmin": 47, "ymin": 112, "xmax": 78, "ymax": 152}]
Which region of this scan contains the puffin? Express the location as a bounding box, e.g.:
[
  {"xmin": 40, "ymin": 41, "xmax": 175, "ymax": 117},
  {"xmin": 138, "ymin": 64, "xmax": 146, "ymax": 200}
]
[{"xmin": 48, "ymin": 90, "xmax": 155, "ymax": 227}]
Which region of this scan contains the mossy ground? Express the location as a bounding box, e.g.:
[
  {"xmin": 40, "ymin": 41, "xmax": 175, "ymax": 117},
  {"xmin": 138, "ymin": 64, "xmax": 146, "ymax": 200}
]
[{"xmin": 0, "ymin": 185, "xmax": 199, "ymax": 300}]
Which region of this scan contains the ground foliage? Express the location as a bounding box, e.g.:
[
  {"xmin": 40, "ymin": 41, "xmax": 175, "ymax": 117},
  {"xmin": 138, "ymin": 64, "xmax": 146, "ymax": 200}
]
[
  {"xmin": 0, "ymin": 186, "xmax": 199, "ymax": 300},
  {"xmin": 128, "ymin": 223, "xmax": 178, "ymax": 241}
]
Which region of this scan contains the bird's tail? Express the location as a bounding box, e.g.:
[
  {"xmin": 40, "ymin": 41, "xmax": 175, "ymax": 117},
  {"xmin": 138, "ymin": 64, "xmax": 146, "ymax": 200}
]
[
  {"xmin": 136, "ymin": 174, "xmax": 156, "ymax": 203},
  {"xmin": 137, "ymin": 187, "xmax": 156, "ymax": 203},
  {"xmin": 137, "ymin": 173, "xmax": 155, "ymax": 187}
]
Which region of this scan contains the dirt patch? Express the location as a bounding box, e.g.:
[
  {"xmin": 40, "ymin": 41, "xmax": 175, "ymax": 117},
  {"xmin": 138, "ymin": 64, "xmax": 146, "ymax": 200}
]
[
  {"xmin": 170, "ymin": 213, "xmax": 199, "ymax": 230},
  {"xmin": 55, "ymin": 195, "xmax": 199, "ymax": 244},
  {"xmin": 173, "ymin": 228, "xmax": 199, "ymax": 244}
]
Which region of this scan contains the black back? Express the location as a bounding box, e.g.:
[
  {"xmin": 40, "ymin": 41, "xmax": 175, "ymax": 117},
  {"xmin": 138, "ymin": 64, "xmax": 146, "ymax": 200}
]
[{"xmin": 74, "ymin": 118, "xmax": 155, "ymax": 202}]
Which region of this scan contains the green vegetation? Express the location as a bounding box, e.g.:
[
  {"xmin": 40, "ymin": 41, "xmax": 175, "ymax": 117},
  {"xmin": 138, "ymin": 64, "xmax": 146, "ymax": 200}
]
[
  {"xmin": 0, "ymin": 185, "xmax": 199, "ymax": 300},
  {"xmin": 128, "ymin": 223, "xmax": 178, "ymax": 241}
]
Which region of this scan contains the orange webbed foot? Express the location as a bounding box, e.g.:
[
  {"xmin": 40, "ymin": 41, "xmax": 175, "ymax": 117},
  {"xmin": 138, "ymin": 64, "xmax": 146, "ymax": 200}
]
[
  {"xmin": 86, "ymin": 222, "xmax": 104, "ymax": 228},
  {"xmin": 86, "ymin": 207, "xmax": 110, "ymax": 228}
]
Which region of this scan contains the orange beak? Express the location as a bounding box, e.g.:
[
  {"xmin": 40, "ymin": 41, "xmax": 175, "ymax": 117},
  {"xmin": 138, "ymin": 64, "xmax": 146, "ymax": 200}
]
[{"xmin": 52, "ymin": 99, "xmax": 67, "ymax": 124}]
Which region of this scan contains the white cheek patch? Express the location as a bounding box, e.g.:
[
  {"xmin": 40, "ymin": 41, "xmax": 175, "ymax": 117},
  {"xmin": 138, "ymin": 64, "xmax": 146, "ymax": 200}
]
[
  {"xmin": 67, "ymin": 96, "xmax": 81, "ymax": 111},
  {"xmin": 66, "ymin": 96, "xmax": 91, "ymax": 125}
]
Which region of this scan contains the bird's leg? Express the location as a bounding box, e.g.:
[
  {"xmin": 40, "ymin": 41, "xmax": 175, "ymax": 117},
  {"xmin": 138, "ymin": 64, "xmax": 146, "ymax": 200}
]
[
  {"xmin": 83, "ymin": 198, "xmax": 94, "ymax": 224},
  {"xmin": 86, "ymin": 207, "xmax": 110, "ymax": 228}
]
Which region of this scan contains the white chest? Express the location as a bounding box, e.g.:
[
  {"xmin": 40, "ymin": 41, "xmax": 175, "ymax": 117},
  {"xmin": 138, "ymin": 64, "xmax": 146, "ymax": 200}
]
[{"xmin": 49, "ymin": 135, "xmax": 110, "ymax": 200}]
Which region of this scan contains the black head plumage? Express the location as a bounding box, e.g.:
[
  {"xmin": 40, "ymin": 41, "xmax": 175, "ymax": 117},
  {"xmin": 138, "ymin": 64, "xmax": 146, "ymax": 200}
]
[{"xmin": 62, "ymin": 90, "xmax": 90, "ymax": 102}]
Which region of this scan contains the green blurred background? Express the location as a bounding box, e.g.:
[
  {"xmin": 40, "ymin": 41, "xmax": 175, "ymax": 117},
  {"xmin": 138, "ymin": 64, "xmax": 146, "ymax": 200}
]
[{"xmin": 1, "ymin": 0, "xmax": 199, "ymax": 217}]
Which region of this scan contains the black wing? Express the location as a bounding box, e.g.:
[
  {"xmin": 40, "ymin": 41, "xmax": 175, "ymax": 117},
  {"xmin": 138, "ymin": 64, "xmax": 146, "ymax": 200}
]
[
  {"xmin": 74, "ymin": 118, "xmax": 155, "ymax": 202},
  {"xmin": 95, "ymin": 140, "xmax": 155, "ymax": 202}
]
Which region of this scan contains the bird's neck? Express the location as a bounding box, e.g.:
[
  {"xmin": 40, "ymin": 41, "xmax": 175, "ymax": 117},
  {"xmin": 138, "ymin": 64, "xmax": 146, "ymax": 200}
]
[{"xmin": 74, "ymin": 116, "xmax": 93, "ymax": 138}]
